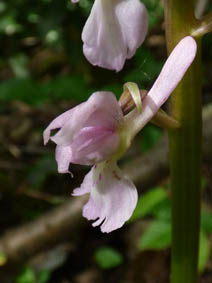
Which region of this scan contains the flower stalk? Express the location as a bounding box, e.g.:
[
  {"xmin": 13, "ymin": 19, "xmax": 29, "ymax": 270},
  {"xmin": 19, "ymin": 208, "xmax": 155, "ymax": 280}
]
[{"xmin": 165, "ymin": 1, "xmax": 202, "ymax": 283}]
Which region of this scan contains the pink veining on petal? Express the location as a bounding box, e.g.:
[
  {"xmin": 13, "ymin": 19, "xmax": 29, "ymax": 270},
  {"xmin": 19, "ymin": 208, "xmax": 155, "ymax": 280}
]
[
  {"xmin": 71, "ymin": 126, "xmax": 120, "ymax": 165},
  {"xmin": 51, "ymin": 91, "xmax": 123, "ymax": 146}
]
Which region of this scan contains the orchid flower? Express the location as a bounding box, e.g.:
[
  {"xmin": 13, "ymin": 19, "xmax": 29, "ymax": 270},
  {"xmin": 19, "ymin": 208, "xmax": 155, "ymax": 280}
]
[
  {"xmin": 73, "ymin": 0, "xmax": 148, "ymax": 72},
  {"xmin": 43, "ymin": 36, "xmax": 197, "ymax": 233}
]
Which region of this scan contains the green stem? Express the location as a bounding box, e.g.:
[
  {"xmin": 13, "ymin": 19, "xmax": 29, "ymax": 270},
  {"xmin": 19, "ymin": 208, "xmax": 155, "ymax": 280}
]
[{"xmin": 165, "ymin": 1, "xmax": 202, "ymax": 283}]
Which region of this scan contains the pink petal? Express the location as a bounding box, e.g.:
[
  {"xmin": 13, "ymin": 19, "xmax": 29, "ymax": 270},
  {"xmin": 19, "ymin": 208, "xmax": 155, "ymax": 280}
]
[
  {"xmin": 80, "ymin": 162, "xmax": 138, "ymax": 233},
  {"xmin": 71, "ymin": 126, "xmax": 120, "ymax": 165},
  {"xmin": 43, "ymin": 107, "xmax": 78, "ymax": 145},
  {"xmin": 115, "ymin": 0, "xmax": 148, "ymax": 59},
  {"xmin": 72, "ymin": 169, "xmax": 92, "ymax": 196},
  {"xmin": 127, "ymin": 36, "xmax": 197, "ymax": 132},
  {"xmin": 55, "ymin": 145, "xmax": 73, "ymax": 174},
  {"xmin": 147, "ymin": 36, "xmax": 197, "ymax": 109},
  {"xmin": 82, "ymin": 0, "xmax": 148, "ymax": 71},
  {"xmin": 51, "ymin": 91, "xmax": 123, "ymax": 146}
]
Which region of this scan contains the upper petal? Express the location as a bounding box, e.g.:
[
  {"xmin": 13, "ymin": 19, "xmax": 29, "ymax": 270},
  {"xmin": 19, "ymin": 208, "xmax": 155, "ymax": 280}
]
[
  {"xmin": 82, "ymin": 162, "xmax": 138, "ymax": 233},
  {"xmin": 43, "ymin": 107, "xmax": 77, "ymax": 145},
  {"xmin": 82, "ymin": 0, "xmax": 126, "ymax": 71},
  {"xmin": 82, "ymin": 0, "xmax": 148, "ymax": 71},
  {"xmin": 52, "ymin": 91, "xmax": 123, "ymax": 146}
]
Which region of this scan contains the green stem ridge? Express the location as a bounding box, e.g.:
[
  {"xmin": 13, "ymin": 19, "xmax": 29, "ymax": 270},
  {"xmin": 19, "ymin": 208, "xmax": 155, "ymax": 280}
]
[{"xmin": 165, "ymin": 1, "xmax": 202, "ymax": 283}]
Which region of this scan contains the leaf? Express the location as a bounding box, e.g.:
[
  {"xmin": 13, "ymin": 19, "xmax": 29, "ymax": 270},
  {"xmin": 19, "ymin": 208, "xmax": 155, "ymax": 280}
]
[
  {"xmin": 37, "ymin": 270, "xmax": 51, "ymax": 283},
  {"xmin": 140, "ymin": 124, "xmax": 162, "ymax": 153},
  {"xmin": 151, "ymin": 198, "xmax": 171, "ymax": 221},
  {"xmin": 0, "ymin": 252, "xmax": 7, "ymax": 266},
  {"xmin": 16, "ymin": 268, "xmax": 35, "ymax": 283},
  {"xmin": 129, "ymin": 187, "xmax": 167, "ymax": 222},
  {"xmin": 201, "ymin": 176, "xmax": 207, "ymax": 191},
  {"xmin": 27, "ymin": 154, "xmax": 57, "ymax": 189},
  {"xmin": 0, "ymin": 79, "xmax": 48, "ymax": 106},
  {"xmin": 94, "ymin": 247, "xmax": 123, "ymax": 269},
  {"xmin": 141, "ymin": 0, "xmax": 164, "ymax": 28},
  {"xmin": 9, "ymin": 54, "xmax": 29, "ymax": 79},
  {"xmin": 201, "ymin": 211, "xmax": 212, "ymax": 233},
  {"xmin": 48, "ymin": 75, "xmax": 93, "ymax": 102},
  {"xmin": 138, "ymin": 220, "xmax": 171, "ymax": 250},
  {"xmin": 198, "ymin": 230, "xmax": 210, "ymax": 272},
  {"xmin": 124, "ymin": 47, "xmax": 164, "ymax": 86}
]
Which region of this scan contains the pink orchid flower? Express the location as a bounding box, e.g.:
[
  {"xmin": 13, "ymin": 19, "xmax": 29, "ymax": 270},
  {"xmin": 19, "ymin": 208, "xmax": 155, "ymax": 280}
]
[
  {"xmin": 73, "ymin": 0, "xmax": 148, "ymax": 72},
  {"xmin": 44, "ymin": 36, "xmax": 197, "ymax": 233}
]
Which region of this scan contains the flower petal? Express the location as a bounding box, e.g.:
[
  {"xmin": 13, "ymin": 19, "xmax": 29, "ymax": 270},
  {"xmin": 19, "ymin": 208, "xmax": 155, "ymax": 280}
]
[
  {"xmin": 80, "ymin": 162, "xmax": 138, "ymax": 233},
  {"xmin": 115, "ymin": 0, "xmax": 148, "ymax": 59},
  {"xmin": 71, "ymin": 126, "xmax": 120, "ymax": 165},
  {"xmin": 52, "ymin": 91, "xmax": 123, "ymax": 146},
  {"xmin": 55, "ymin": 145, "xmax": 73, "ymax": 174},
  {"xmin": 147, "ymin": 36, "xmax": 197, "ymax": 109},
  {"xmin": 72, "ymin": 169, "xmax": 92, "ymax": 196},
  {"xmin": 82, "ymin": 0, "xmax": 148, "ymax": 71},
  {"xmin": 43, "ymin": 107, "xmax": 77, "ymax": 145},
  {"xmin": 127, "ymin": 36, "xmax": 197, "ymax": 133}
]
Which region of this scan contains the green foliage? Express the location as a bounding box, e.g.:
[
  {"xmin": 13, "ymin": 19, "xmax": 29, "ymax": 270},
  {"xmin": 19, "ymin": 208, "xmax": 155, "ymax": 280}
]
[
  {"xmin": 198, "ymin": 230, "xmax": 210, "ymax": 272},
  {"xmin": 130, "ymin": 187, "xmax": 167, "ymax": 222},
  {"xmin": 45, "ymin": 75, "xmax": 93, "ymax": 102},
  {"xmin": 0, "ymin": 76, "xmax": 94, "ymax": 106},
  {"xmin": 201, "ymin": 176, "xmax": 207, "ymax": 191},
  {"xmin": 124, "ymin": 47, "xmax": 164, "ymax": 87},
  {"xmin": 0, "ymin": 252, "xmax": 7, "ymax": 266},
  {"xmin": 141, "ymin": 0, "xmax": 164, "ymax": 28},
  {"xmin": 16, "ymin": 268, "xmax": 36, "ymax": 283},
  {"xmin": 151, "ymin": 198, "xmax": 171, "ymax": 221},
  {"xmin": 94, "ymin": 247, "xmax": 123, "ymax": 269},
  {"xmin": 101, "ymin": 83, "xmax": 122, "ymax": 99},
  {"xmin": 16, "ymin": 268, "xmax": 50, "ymax": 283},
  {"xmin": 131, "ymin": 179, "xmax": 212, "ymax": 272},
  {"xmin": 138, "ymin": 220, "xmax": 171, "ymax": 250},
  {"xmin": 37, "ymin": 270, "xmax": 51, "ymax": 283},
  {"xmin": 27, "ymin": 154, "xmax": 57, "ymax": 189},
  {"xmin": 9, "ymin": 54, "xmax": 29, "ymax": 79},
  {"xmin": 0, "ymin": 79, "xmax": 47, "ymax": 106},
  {"xmin": 139, "ymin": 124, "xmax": 162, "ymax": 152},
  {"xmin": 201, "ymin": 211, "xmax": 212, "ymax": 234}
]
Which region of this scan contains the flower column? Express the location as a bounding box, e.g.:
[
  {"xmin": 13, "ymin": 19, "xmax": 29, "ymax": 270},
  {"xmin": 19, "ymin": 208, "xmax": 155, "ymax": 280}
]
[{"xmin": 165, "ymin": 1, "xmax": 202, "ymax": 283}]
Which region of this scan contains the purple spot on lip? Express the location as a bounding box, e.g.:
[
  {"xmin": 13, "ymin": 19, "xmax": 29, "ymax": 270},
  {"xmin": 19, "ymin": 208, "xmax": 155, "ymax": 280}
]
[
  {"xmin": 94, "ymin": 164, "xmax": 97, "ymax": 169},
  {"xmin": 99, "ymin": 173, "xmax": 102, "ymax": 181}
]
